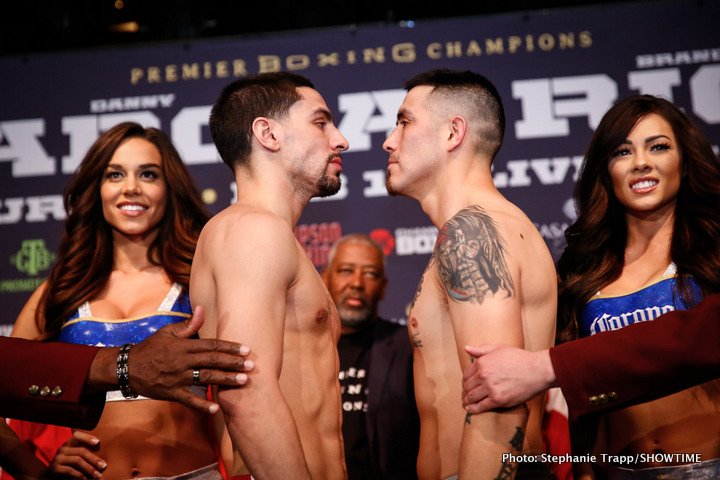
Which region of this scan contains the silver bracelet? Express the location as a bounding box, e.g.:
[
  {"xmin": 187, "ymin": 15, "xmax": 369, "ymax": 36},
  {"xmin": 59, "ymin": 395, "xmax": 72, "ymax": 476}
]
[{"xmin": 116, "ymin": 343, "xmax": 139, "ymax": 399}]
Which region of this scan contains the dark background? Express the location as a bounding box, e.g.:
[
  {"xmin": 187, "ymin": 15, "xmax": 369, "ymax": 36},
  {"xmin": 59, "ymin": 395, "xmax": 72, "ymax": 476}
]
[{"xmin": 0, "ymin": 0, "xmax": 656, "ymax": 56}]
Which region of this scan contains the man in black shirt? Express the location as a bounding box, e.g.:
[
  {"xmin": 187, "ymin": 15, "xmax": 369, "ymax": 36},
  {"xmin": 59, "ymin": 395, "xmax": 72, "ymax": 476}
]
[{"xmin": 324, "ymin": 234, "xmax": 420, "ymax": 480}]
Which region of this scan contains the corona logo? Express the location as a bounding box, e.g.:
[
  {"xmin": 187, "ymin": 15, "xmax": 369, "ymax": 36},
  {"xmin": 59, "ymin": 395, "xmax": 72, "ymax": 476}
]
[{"xmin": 10, "ymin": 239, "xmax": 55, "ymax": 276}]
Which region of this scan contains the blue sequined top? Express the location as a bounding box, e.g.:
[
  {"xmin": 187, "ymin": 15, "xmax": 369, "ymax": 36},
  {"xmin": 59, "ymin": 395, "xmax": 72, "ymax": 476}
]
[
  {"xmin": 58, "ymin": 282, "xmax": 192, "ymax": 347},
  {"xmin": 58, "ymin": 282, "xmax": 201, "ymax": 402},
  {"xmin": 580, "ymin": 264, "xmax": 702, "ymax": 338}
]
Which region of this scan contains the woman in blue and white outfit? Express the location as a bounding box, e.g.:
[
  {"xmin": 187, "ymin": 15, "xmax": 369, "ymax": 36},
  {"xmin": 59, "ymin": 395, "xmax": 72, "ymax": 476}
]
[
  {"xmin": 556, "ymin": 95, "xmax": 720, "ymax": 480},
  {"xmin": 11, "ymin": 122, "xmax": 223, "ymax": 479}
]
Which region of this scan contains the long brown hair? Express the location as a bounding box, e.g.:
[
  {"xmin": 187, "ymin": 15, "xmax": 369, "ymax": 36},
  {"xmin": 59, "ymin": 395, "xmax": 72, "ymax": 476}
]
[
  {"xmin": 38, "ymin": 122, "xmax": 210, "ymax": 339},
  {"xmin": 557, "ymin": 95, "xmax": 720, "ymax": 343}
]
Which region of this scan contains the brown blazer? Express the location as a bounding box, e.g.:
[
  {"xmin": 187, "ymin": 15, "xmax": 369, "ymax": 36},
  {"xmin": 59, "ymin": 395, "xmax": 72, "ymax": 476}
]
[
  {"xmin": 0, "ymin": 337, "xmax": 105, "ymax": 429},
  {"xmin": 550, "ymin": 293, "xmax": 720, "ymax": 420}
]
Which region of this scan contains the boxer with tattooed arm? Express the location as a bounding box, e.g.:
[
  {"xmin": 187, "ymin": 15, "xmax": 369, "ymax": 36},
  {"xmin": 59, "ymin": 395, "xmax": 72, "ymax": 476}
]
[{"xmin": 383, "ymin": 69, "xmax": 557, "ymax": 480}]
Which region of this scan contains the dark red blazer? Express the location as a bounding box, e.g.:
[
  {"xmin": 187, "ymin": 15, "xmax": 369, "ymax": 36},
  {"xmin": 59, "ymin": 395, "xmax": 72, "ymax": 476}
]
[
  {"xmin": 0, "ymin": 337, "xmax": 105, "ymax": 429},
  {"xmin": 550, "ymin": 293, "xmax": 720, "ymax": 420}
]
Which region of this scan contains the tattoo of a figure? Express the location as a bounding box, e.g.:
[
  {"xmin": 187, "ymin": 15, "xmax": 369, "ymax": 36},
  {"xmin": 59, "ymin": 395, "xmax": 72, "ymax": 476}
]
[
  {"xmin": 494, "ymin": 427, "xmax": 525, "ymax": 480},
  {"xmin": 436, "ymin": 206, "xmax": 515, "ymax": 304}
]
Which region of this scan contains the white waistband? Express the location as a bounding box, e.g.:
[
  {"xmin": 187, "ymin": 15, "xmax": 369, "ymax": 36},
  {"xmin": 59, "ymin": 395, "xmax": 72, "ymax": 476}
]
[{"xmin": 106, "ymin": 385, "xmax": 206, "ymax": 402}]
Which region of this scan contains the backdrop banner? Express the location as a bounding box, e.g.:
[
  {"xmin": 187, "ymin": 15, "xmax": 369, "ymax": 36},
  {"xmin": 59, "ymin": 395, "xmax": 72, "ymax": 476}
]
[{"xmin": 1, "ymin": 0, "xmax": 718, "ymax": 331}]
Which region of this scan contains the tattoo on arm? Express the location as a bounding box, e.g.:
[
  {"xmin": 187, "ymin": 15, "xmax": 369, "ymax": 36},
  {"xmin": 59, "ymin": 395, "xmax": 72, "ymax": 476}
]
[
  {"xmin": 436, "ymin": 205, "xmax": 515, "ymax": 304},
  {"xmin": 494, "ymin": 427, "xmax": 525, "ymax": 480},
  {"xmin": 495, "ymin": 461, "xmax": 518, "ymax": 480},
  {"xmin": 509, "ymin": 426, "xmax": 524, "ymax": 451}
]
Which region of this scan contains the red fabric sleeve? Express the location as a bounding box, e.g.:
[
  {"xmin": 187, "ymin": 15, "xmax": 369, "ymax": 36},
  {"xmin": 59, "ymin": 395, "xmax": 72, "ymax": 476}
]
[
  {"xmin": 552, "ymin": 293, "xmax": 720, "ymax": 419},
  {"xmin": 0, "ymin": 337, "xmax": 105, "ymax": 429}
]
